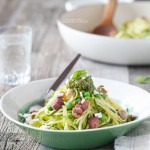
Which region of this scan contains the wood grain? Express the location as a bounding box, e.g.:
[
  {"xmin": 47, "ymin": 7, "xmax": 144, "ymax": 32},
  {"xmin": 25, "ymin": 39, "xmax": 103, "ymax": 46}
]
[
  {"xmin": 0, "ymin": 132, "xmax": 39, "ymax": 150},
  {"xmin": 129, "ymin": 66, "xmax": 150, "ymax": 92},
  {"xmin": 0, "ymin": 0, "xmax": 150, "ymax": 149}
]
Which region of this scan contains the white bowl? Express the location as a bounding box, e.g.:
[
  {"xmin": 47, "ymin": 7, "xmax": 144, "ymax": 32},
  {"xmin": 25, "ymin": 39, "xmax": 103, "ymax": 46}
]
[
  {"xmin": 57, "ymin": 2, "xmax": 150, "ymax": 65},
  {"xmin": 1, "ymin": 78, "xmax": 150, "ymax": 149},
  {"xmin": 65, "ymin": 0, "xmax": 134, "ymax": 12}
]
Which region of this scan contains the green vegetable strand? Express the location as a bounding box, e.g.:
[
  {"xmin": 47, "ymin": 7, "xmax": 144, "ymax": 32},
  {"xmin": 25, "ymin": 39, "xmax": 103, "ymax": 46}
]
[{"xmin": 92, "ymin": 95, "xmax": 99, "ymax": 112}]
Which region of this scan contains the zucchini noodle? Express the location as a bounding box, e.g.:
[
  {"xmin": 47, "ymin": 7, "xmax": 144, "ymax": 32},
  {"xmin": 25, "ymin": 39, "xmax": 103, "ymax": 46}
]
[{"xmin": 19, "ymin": 70, "xmax": 136, "ymax": 130}]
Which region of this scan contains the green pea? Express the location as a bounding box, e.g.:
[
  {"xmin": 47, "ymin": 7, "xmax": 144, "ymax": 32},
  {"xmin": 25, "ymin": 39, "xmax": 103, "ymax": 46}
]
[
  {"xmin": 95, "ymin": 94, "xmax": 102, "ymax": 99},
  {"xmin": 47, "ymin": 105, "xmax": 53, "ymax": 111},
  {"xmin": 67, "ymin": 113, "xmax": 73, "ymax": 119},
  {"xmin": 85, "ymin": 96, "xmax": 91, "ymax": 100},
  {"xmin": 84, "ymin": 92, "xmax": 90, "ymax": 97},
  {"xmin": 66, "ymin": 102, "xmax": 73, "ymax": 110},
  {"xmin": 100, "ymin": 114, "xmax": 107, "ymax": 122},
  {"xmin": 75, "ymin": 98, "xmax": 80, "ymax": 103}
]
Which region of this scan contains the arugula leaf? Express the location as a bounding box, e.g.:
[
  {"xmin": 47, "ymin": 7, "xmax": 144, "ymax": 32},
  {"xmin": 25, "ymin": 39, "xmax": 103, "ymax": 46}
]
[
  {"xmin": 71, "ymin": 70, "xmax": 87, "ymax": 79},
  {"xmin": 136, "ymin": 75, "xmax": 150, "ymax": 84}
]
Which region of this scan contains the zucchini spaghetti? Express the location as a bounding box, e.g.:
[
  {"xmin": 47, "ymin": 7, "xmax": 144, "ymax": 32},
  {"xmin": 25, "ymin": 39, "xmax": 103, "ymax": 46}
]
[{"xmin": 19, "ymin": 70, "xmax": 136, "ymax": 130}]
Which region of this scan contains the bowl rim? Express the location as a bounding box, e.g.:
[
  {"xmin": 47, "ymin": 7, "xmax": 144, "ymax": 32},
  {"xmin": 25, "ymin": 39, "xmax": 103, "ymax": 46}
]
[
  {"xmin": 57, "ymin": 1, "xmax": 150, "ymax": 41},
  {"xmin": 0, "ymin": 77, "xmax": 150, "ymax": 133}
]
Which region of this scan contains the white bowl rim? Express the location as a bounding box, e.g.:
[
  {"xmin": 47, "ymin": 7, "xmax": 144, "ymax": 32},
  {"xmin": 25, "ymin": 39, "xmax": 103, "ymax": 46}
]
[
  {"xmin": 0, "ymin": 77, "xmax": 150, "ymax": 133},
  {"xmin": 57, "ymin": 1, "xmax": 150, "ymax": 41}
]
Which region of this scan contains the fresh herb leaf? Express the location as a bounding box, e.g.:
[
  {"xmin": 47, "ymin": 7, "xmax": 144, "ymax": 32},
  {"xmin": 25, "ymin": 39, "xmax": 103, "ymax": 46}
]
[
  {"xmin": 136, "ymin": 75, "xmax": 150, "ymax": 84},
  {"xmin": 71, "ymin": 70, "xmax": 87, "ymax": 80}
]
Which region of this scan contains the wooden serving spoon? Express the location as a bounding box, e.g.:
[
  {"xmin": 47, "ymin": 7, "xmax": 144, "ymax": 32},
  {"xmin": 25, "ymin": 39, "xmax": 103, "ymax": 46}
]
[{"xmin": 92, "ymin": 0, "xmax": 117, "ymax": 36}]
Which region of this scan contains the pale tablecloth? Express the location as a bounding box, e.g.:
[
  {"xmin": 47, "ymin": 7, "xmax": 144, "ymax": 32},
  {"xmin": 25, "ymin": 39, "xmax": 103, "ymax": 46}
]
[{"xmin": 115, "ymin": 118, "xmax": 150, "ymax": 150}]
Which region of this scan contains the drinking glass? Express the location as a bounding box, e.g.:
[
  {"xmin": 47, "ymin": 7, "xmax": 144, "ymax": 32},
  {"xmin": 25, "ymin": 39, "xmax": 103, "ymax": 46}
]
[{"xmin": 0, "ymin": 25, "xmax": 32, "ymax": 85}]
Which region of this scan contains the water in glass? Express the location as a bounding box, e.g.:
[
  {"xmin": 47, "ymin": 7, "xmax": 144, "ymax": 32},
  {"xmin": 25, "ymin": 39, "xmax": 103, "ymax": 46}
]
[{"xmin": 0, "ymin": 26, "xmax": 32, "ymax": 85}]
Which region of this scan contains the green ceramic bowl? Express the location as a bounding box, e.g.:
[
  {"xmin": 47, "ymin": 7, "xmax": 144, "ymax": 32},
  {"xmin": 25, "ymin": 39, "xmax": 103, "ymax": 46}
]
[{"xmin": 1, "ymin": 78, "xmax": 150, "ymax": 149}]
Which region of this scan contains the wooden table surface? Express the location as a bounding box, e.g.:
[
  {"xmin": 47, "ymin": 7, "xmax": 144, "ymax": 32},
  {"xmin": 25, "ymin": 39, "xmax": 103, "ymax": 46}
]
[{"xmin": 0, "ymin": 0, "xmax": 150, "ymax": 149}]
